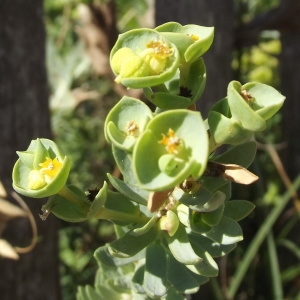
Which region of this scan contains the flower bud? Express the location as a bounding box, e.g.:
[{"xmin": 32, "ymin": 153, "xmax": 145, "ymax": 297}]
[
  {"xmin": 158, "ymin": 210, "xmax": 180, "ymax": 236},
  {"xmin": 28, "ymin": 170, "xmax": 47, "ymax": 190}
]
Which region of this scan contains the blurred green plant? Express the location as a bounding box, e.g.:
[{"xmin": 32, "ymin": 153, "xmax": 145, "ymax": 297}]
[{"xmin": 233, "ymin": 32, "xmax": 281, "ymax": 86}]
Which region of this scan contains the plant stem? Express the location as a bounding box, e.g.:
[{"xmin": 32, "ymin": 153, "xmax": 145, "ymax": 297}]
[
  {"xmin": 57, "ymin": 185, "xmax": 87, "ymax": 206},
  {"xmin": 276, "ymin": 213, "xmax": 299, "ymax": 242},
  {"xmin": 95, "ymin": 208, "xmax": 148, "ymax": 224},
  {"xmin": 267, "ymin": 231, "xmax": 283, "ymax": 300},
  {"xmin": 152, "ymin": 83, "xmax": 169, "ymax": 93},
  {"xmin": 226, "ymin": 175, "xmax": 300, "ymax": 299},
  {"xmin": 209, "ymin": 277, "xmax": 224, "ymax": 300}
]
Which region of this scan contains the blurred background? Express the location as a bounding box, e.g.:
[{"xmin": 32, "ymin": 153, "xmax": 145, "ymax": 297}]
[{"xmin": 0, "ymin": 0, "xmax": 300, "ymax": 299}]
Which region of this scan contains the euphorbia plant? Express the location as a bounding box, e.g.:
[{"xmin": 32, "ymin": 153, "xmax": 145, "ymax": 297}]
[{"xmin": 12, "ymin": 22, "xmax": 285, "ymax": 300}]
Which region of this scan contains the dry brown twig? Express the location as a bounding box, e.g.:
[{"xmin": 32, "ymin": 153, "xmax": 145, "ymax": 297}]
[
  {"xmin": 257, "ymin": 141, "xmax": 300, "ymax": 213},
  {"xmin": 0, "ymin": 182, "xmax": 37, "ymax": 260}
]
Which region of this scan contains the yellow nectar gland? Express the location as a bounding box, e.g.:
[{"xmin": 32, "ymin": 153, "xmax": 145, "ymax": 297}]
[
  {"xmin": 39, "ymin": 157, "xmax": 62, "ymax": 179},
  {"xmin": 125, "ymin": 121, "xmax": 139, "ymax": 136},
  {"xmin": 187, "ymin": 33, "xmax": 199, "ymax": 41},
  {"xmin": 159, "ymin": 128, "xmax": 181, "ymax": 154},
  {"xmin": 146, "ymin": 40, "xmax": 173, "ymax": 59}
]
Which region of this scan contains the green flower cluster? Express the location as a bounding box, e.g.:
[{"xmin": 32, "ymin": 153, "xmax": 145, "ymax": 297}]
[
  {"xmin": 12, "ymin": 22, "xmax": 285, "ymax": 300},
  {"xmin": 105, "ymin": 96, "xmax": 208, "ymax": 192}
]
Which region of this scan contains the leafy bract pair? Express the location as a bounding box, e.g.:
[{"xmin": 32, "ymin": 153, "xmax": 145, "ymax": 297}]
[
  {"xmin": 12, "ymin": 139, "xmax": 70, "ymax": 198},
  {"xmin": 110, "ymin": 22, "xmax": 214, "ymax": 110},
  {"xmin": 105, "ymin": 96, "xmax": 208, "ymax": 191},
  {"xmin": 208, "ymin": 81, "xmax": 285, "ymax": 145}
]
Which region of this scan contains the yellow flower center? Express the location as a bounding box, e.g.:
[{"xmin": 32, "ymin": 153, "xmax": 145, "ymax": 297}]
[
  {"xmin": 159, "ymin": 128, "xmax": 181, "ymax": 154},
  {"xmin": 125, "ymin": 121, "xmax": 139, "ymax": 136},
  {"xmin": 146, "ymin": 40, "xmax": 173, "ymax": 59},
  {"xmin": 39, "ymin": 157, "xmax": 62, "ymax": 179},
  {"xmin": 28, "ymin": 157, "xmax": 62, "ymax": 190}
]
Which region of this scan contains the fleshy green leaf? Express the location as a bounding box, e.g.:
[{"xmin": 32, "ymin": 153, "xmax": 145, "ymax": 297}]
[
  {"xmin": 94, "ymin": 245, "xmax": 145, "ymax": 267},
  {"xmin": 163, "ymin": 287, "xmax": 187, "ymax": 300},
  {"xmin": 108, "ymin": 226, "xmax": 158, "ymax": 258},
  {"xmin": 132, "ymin": 265, "xmax": 146, "ymax": 294},
  {"xmin": 167, "ymin": 254, "xmax": 207, "ymax": 294},
  {"xmin": 189, "ymin": 233, "xmax": 236, "ymax": 257},
  {"xmin": 223, "ymin": 200, "xmax": 255, "ymax": 221},
  {"xmin": 186, "ymin": 245, "xmax": 219, "ymax": 277},
  {"xmin": 203, "ymin": 216, "xmax": 243, "ymax": 245},
  {"xmin": 88, "ymin": 182, "xmax": 108, "ymax": 218},
  {"xmin": 190, "ymin": 211, "xmax": 212, "ymax": 234},
  {"xmin": 213, "ymin": 141, "xmax": 257, "ymax": 168},
  {"xmin": 143, "ymin": 243, "xmax": 168, "ymax": 298},
  {"xmin": 201, "ymin": 203, "xmax": 224, "ymax": 226},
  {"xmin": 107, "ymin": 173, "xmax": 148, "ymax": 205},
  {"xmin": 164, "ymin": 224, "xmax": 203, "ymax": 265},
  {"xmin": 43, "ymin": 185, "xmax": 89, "ymax": 222},
  {"xmin": 190, "ymin": 191, "xmax": 226, "ymax": 213}
]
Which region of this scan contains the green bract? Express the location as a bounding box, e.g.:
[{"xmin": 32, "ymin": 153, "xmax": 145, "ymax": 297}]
[
  {"xmin": 12, "ymin": 138, "xmax": 70, "ymax": 198},
  {"xmin": 155, "ymin": 22, "xmax": 214, "ymax": 63},
  {"xmin": 133, "ymin": 109, "xmax": 208, "ymax": 191},
  {"xmin": 110, "ymin": 28, "xmax": 180, "ymax": 88},
  {"xmin": 104, "ymin": 96, "xmax": 153, "ymax": 151},
  {"xmin": 208, "ymin": 80, "xmax": 285, "ymax": 145}
]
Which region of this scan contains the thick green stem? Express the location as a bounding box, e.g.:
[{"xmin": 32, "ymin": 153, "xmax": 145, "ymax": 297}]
[
  {"xmin": 226, "ymin": 175, "xmax": 300, "ymax": 299},
  {"xmin": 179, "ymin": 62, "xmax": 192, "ymax": 87},
  {"xmin": 57, "ymin": 185, "xmax": 87, "ymax": 207},
  {"xmin": 208, "ymin": 135, "xmax": 220, "ymax": 154},
  {"xmin": 152, "ymin": 83, "xmax": 169, "ymax": 93},
  {"xmin": 95, "ymin": 207, "xmax": 149, "ymax": 224}
]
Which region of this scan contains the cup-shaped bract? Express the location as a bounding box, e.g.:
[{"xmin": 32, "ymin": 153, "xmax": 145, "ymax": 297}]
[
  {"xmin": 155, "ymin": 22, "xmax": 214, "ymax": 63},
  {"xmin": 238, "ymin": 81, "xmax": 285, "ymax": 121},
  {"xmin": 227, "ymin": 81, "xmax": 285, "ymax": 131},
  {"xmin": 104, "ymin": 96, "xmax": 153, "ymax": 151},
  {"xmin": 133, "ymin": 110, "xmax": 208, "ymax": 191},
  {"xmin": 12, "ymin": 138, "xmax": 70, "ymax": 198},
  {"xmin": 208, "ymin": 81, "xmax": 285, "ymax": 145},
  {"xmin": 208, "ymin": 97, "xmax": 252, "ymax": 145},
  {"xmin": 110, "ymin": 28, "xmax": 180, "ymax": 89}
]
